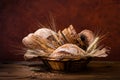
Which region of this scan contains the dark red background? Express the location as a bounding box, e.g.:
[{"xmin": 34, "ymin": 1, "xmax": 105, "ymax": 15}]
[{"xmin": 0, "ymin": 0, "xmax": 120, "ymax": 61}]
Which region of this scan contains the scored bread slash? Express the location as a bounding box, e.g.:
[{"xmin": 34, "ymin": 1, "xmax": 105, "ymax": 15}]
[
  {"xmin": 62, "ymin": 28, "xmax": 70, "ymax": 42},
  {"xmin": 60, "ymin": 30, "xmax": 69, "ymax": 43},
  {"xmin": 77, "ymin": 38, "xmax": 85, "ymax": 47},
  {"xmin": 58, "ymin": 30, "xmax": 68, "ymax": 44},
  {"xmin": 58, "ymin": 30, "xmax": 64, "ymax": 44},
  {"xmin": 68, "ymin": 25, "xmax": 79, "ymax": 44},
  {"xmin": 67, "ymin": 26, "xmax": 75, "ymax": 43}
]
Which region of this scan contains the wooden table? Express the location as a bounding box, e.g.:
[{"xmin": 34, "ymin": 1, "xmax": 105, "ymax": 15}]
[{"xmin": 0, "ymin": 61, "xmax": 120, "ymax": 80}]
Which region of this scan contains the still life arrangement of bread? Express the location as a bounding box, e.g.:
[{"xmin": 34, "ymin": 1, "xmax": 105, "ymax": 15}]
[{"xmin": 22, "ymin": 24, "xmax": 109, "ymax": 72}]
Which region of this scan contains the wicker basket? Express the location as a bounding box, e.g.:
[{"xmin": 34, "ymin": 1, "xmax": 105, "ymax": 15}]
[{"xmin": 41, "ymin": 57, "xmax": 92, "ymax": 72}]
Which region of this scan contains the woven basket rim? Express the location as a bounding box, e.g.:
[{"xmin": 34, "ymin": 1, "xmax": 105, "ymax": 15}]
[{"xmin": 40, "ymin": 56, "xmax": 92, "ymax": 62}]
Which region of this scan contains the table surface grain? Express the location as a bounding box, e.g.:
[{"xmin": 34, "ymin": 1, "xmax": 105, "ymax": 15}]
[{"xmin": 0, "ymin": 61, "xmax": 120, "ymax": 80}]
